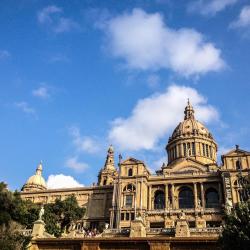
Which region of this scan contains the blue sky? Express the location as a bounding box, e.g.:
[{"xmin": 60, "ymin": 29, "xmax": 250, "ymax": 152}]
[{"xmin": 1, "ymin": 0, "xmax": 250, "ymax": 190}]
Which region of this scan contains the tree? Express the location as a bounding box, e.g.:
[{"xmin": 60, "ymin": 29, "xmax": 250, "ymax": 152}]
[
  {"xmin": 220, "ymin": 201, "xmax": 250, "ymax": 250},
  {"xmin": 43, "ymin": 195, "xmax": 85, "ymax": 237},
  {"xmin": 0, "ymin": 182, "xmax": 37, "ymax": 250}
]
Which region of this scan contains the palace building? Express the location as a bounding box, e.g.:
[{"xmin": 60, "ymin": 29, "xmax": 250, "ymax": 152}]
[{"xmin": 20, "ymin": 101, "xmax": 250, "ymax": 237}]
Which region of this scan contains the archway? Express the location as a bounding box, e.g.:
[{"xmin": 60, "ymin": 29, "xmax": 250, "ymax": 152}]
[
  {"xmin": 178, "ymin": 186, "xmax": 194, "ymax": 209},
  {"xmin": 154, "ymin": 190, "xmax": 165, "ymax": 209}
]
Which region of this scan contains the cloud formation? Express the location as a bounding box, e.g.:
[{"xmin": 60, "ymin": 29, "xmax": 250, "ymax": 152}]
[
  {"xmin": 102, "ymin": 9, "xmax": 225, "ymax": 77},
  {"xmin": 47, "ymin": 174, "xmax": 84, "ymax": 189},
  {"xmin": 109, "ymin": 85, "xmax": 219, "ymax": 151},
  {"xmin": 32, "ymin": 86, "xmax": 50, "ymax": 99},
  {"xmin": 230, "ymin": 5, "xmax": 250, "ymax": 28},
  {"xmin": 14, "ymin": 102, "xmax": 36, "ymax": 115},
  {"xmin": 69, "ymin": 126, "xmax": 100, "ymax": 154},
  {"xmin": 65, "ymin": 156, "xmax": 89, "ymax": 173},
  {"xmin": 37, "ymin": 5, "xmax": 79, "ymax": 33},
  {"xmin": 188, "ymin": 0, "xmax": 237, "ymax": 16}
]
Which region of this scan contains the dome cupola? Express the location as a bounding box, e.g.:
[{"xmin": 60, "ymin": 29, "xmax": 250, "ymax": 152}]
[
  {"xmin": 166, "ymin": 100, "xmax": 217, "ymax": 165},
  {"xmin": 22, "ymin": 162, "xmax": 47, "ymax": 192}
]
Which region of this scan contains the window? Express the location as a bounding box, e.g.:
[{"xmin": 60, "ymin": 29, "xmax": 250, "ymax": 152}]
[
  {"xmin": 103, "ymin": 179, "xmax": 107, "ymax": 185},
  {"xmin": 131, "ymin": 213, "xmax": 135, "ymax": 220},
  {"xmin": 205, "ymin": 188, "xmax": 219, "ymax": 208},
  {"xmin": 192, "ymin": 142, "xmax": 196, "ymax": 155},
  {"xmin": 128, "ymin": 168, "xmax": 133, "ymax": 177},
  {"xmin": 178, "ymin": 186, "xmax": 194, "ymax": 209},
  {"xmin": 236, "ymin": 160, "xmax": 242, "ymax": 171},
  {"xmin": 202, "ymin": 143, "xmax": 205, "ymax": 156},
  {"xmin": 121, "ymin": 213, "xmax": 124, "ymax": 220},
  {"xmin": 125, "ymin": 195, "xmax": 133, "ymax": 207},
  {"xmin": 154, "ymin": 190, "xmax": 165, "ymax": 209},
  {"xmin": 123, "ymin": 184, "xmax": 135, "ymax": 192},
  {"xmin": 206, "ymin": 144, "xmax": 209, "ymax": 157},
  {"xmin": 209, "ymin": 146, "xmax": 212, "ymax": 158},
  {"xmin": 183, "ymin": 143, "xmax": 187, "ymax": 157},
  {"xmin": 126, "ymin": 213, "xmax": 130, "ymax": 220}
]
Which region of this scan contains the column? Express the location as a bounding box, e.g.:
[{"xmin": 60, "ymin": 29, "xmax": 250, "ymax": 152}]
[
  {"xmin": 194, "ymin": 183, "xmax": 197, "ymax": 209},
  {"xmin": 171, "ymin": 184, "xmax": 175, "ymax": 209},
  {"xmin": 200, "ymin": 182, "xmax": 205, "ymax": 209},
  {"xmin": 148, "ymin": 185, "xmax": 152, "ymax": 210},
  {"xmin": 165, "ymin": 184, "xmax": 168, "ymax": 209}
]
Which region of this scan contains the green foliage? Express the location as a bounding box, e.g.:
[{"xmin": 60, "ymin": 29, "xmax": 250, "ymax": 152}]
[
  {"xmin": 0, "ymin": 182, "xmax": 37, "ymax": 249},
  {"xmin": 43, "ymin": 195, "xmax": 85, "ymax": 237},
  {"xmin": 220, "ymin": 201, "xmax": 250, "ymax": 250},
  {"xmin": 0, "ymin": 182, "xmax": 85, "ymax": 241}
]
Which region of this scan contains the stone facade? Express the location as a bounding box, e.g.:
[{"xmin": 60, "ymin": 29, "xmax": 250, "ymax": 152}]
[{"xmin": 21, "ymin": 101, "xmax": 250, "ymax": 236}]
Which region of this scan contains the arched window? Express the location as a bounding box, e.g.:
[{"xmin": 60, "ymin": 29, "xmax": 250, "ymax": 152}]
[
  {"xmin": 154, "ymin": 190, "xmax": 165, "ymax": 209},
  {"xmin": 123, "ymin": 184, "xmax": 135, "ymax": 192},
  {"xmin": 205, "ymin": 188, "xmax": 219, "ymax": 208},
  {"xmin": 179, "ymin": 187, "xmax": 194, "ymax": 209},
  {"xmin": 128, "ymin": 168, "xmax": 133, "ymax": 177}
]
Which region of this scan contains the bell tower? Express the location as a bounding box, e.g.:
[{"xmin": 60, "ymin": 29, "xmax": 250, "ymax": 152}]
[{"xmin": 98, "ymin": 145, "xmax": 118, "ymax": 186}]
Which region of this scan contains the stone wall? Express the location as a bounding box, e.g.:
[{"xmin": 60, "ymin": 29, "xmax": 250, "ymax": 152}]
[{"xmin": 30, "ymin": 237, "xmax": 220, "ymax": 250}]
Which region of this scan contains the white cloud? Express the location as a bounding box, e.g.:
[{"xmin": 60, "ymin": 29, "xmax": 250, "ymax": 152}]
[
  {"xmin": 47, "ymin": 174, "xmax": 84, "ymax": 189},
  {"xmin": 37, "ymin": 5, "xmax": 79, "ymax": 33},
  {"xmin": 101, "ymin": 8, "xmax": 225, "ymax": 77},
  {"xmin": 230, "ymin": 5, "xmax": 250, "ymax": 28},
  {"xmin": 69, "ymin": 126, "xmax": 100, "ymax": 154},
  {"xmin": 108, "ymin": 85, "xmax": 219, "ymax": 151},
  {"xmin": 15, "ymin": 102, "xmax": 36, "ymax": 115},
  {"xmin": 188, "ymin": 0, "xmax": 237, "ymax": 16},
  {"xmin": 32, "ymin": 86, "xmax": 50, "ymax": 99},
  {"xmin": 0, "ymin": 50, "xmax": 10, "ymax": 60},
  {"xmin": 65, "ymin": 156, "xmax": 89, "ymax": 173}
]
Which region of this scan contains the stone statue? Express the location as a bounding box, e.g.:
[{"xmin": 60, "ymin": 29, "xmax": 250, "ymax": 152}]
[
  {"xmin": 179, "ymin": 210, "xmax": 186, "ymax": 220},
  {"xmin": 197, "ymin": 198, "xmax": 201, "ymax": 208},
  {"xmin": 39, "ymin": 205, "xmax": 44, "ymax": 221}
]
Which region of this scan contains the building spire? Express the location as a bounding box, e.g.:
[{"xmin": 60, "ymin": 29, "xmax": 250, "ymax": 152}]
[
  {"xmin": 36, "ymin": 161, "xmax": 43, "ymax": 176},
  {"xmin": 104, "ymin": 145, "xmax": 115, "ymax": 170},
  {"xmin": 184, "ymin": 99, "xmax": 195, "ymax": 120}
]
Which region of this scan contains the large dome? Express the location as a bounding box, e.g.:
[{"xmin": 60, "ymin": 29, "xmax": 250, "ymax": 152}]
[
  {"xmin": 22, "ymin": 162, "xmax": 47, "ymax": 192},
  {"xmin": 166, "ymin": 100, "xmax": 217, "ymax": 165},
  {"xmin": 170, "ymin": 101, "xmax": 213, "ymax": 141}
]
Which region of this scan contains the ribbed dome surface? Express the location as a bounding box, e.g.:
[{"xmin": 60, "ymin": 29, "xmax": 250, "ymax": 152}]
[
  {"xmin": 169, "ymin": 100, "xmax": 213, "ymax": 142},
  {"xmin": 26, "ymin": 174, "xmax": 46, "ymax": 188}
]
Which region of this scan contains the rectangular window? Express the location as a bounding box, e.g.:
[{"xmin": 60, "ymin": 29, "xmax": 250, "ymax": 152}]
[
  {"xmin": 126, "ymin": 213, "xmax": 130, "ymax": 220},
  {"xmin": 121, "ymin": 213, "xmax": 124, "ymax": 221},
  {"xmin": 183, "ymin": 143, "xmax": 187, "ymax": 157},
  {"xmin": 125, "ymin": 195, "xmax": 133, "ymax": 207},
  {"xmin": 192, "ymin": 142, "xmax": 196, "ymax": 156},
  {"xmin": 206, "ymin": 144, "xmax": 209, "ymax": 157},
  {"xmin": 202, "ymin": 143, "xmax": 205, "ymax": 156},
  {"xmin": 131, "ymin": 213, "xmax": 135, "ymax": 221}
]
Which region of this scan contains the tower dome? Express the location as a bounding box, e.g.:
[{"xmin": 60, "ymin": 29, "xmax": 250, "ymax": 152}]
[
  {"xmin": 166, "ymin": 100, "xmax": 217, "ymax": 165},
  {"xmin": 22, "ymin": 162, "xmax": 47, "ymax": 192}
]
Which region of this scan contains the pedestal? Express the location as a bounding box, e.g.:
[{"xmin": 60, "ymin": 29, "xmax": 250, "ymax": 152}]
[
  {"xmin": 196, "ymin": 218, "xmax": 206, "ymax": 229},
  {"xmin": 31, "ymin": 220, "xmax": 45, "ymax": 238},
  {"xmin": 164, "ymin": 218, "xmax": 174, "ymax": 228},
  {"xmin": 175, "ymin": 219, "xmax": 190, "ymax": 237},
  {"xmin": 130, "ymin": 219, "xmax": 146, "ymax": 237}
]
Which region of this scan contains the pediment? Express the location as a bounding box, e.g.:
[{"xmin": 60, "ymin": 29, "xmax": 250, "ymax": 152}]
[
  {"xmin": 165, "ymin": 158, "xmax": 209, "ymax": 174},
  {"xmin": 121, "ymin": 157, "xmax": 144, "ymax": 165},
  {"xmin": 222, "ymin": 148, "xmax": 250, "ymax": 157}
]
